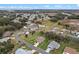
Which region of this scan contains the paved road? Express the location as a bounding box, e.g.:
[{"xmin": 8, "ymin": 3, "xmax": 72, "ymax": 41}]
[{"xmin": 15, "ymin": 31, "xmax": 48, "ymax": 54}]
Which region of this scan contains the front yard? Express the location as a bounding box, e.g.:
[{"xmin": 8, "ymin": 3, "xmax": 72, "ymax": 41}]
[
  {"xmin": 38, "ymin": 37, "xmax": 50, "ymax": 50},
  {"xmin": 20, "ymin": 31, "xmax": 44, "ymax": 45}
]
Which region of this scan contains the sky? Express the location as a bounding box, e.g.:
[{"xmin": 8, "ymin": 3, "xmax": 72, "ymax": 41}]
[{"xmin": 0, "ymin": 4, "xmax": 79, "ymax": 10}]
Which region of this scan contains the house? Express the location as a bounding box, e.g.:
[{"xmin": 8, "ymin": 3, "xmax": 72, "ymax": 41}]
[
  {"xmin": 34, "ymin": 36, "xmax": 45, "ymax": 48},
  {"xmin": 62, "ymin": 12, "xmax": 72, "ymax": 16},
  {"xmin": 12, "ymin": 17, "xmax": 21, "ymax": 23},
  {"xmin": 28, "ymin": 23, "xmax": 39, "ymax": 31},
  {"xmin": 22, "ymin": 14, "xmax": 29, "ymax": 18},
  {"xmin": 46, "ymin": 13, "xmax": 57, "ymax": 16},
  {"xmin": 15, "ymin": 48, "xmax": 32, "ymax": 54},
  {"xmin": 36, "ymin": 36, "xmax": 45, "ymax": 43},
  {"xmin": 12, "ymin": 19, "xmax": 21, "ymax": 23},
  {"xmin": 25, "ymin": 31, "xmax": 29, "ymax": 35},
  {"xmin": 45, "ymin": 16, "xmax": 51, "ymax": 20},
  {"xmin": 63, "ymin": 47, "xmax": 79, "ymax": 54},
  {"xmin": 38, "ymin": 24, "xmax": 46, "ymax": 28},
  {"xmin": 25, "ymin": 21, "xmax": 32, "ymax": 25},
  {"xmin": 62, "ymin": 29, "xmax": 68, "ymax": 32},
  {"xmin": 3, "ymin": 15, "xmax": 7, "ymax": 18},
  {"xmin": 46, "ymin": 41, "xmax": 60, "ymax": 53},
  {"xmin": 48, "ymin": 41, "xmax": 60, "ymax": 50},
  {"xmin": 50, "ymin": 27, "xmax": 59, "ymax": 32},
  {"xmin": 0, "ymin": 37, "xmax": 10, "ymax": 43},
  {"xmin": 2, "ymin": 31, "xmax": 13, "ymax": 38},
  {"xmin": 28, "ymin": 14, "xmax": 36, "ymax": 21},
  {"xmin": 24, "ymin": 31, "xmax": 30, "ymax": 37},
  {"xmin": 53, "ymin": 27, "xmax": 59, "ymax": 30},
  {"xmin": 75, "ymin": 32, "xmax": 79, "ymax": 38},
  {"xmin": 71, "ymin": 31, "xmax": 79, "ymax": 38},
  {"xmin": 23, "ymin": 26, "xmax": 28, "ymax": 29}
]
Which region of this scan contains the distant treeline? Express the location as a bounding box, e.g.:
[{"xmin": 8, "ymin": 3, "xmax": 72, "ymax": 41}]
[{"xmin": 0, "ymin": 10, "xmax": 79, "ymax": 13}]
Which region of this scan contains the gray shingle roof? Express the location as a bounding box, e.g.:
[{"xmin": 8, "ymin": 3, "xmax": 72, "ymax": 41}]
[
  {"xmin": 48, "ymin": 41, "xmax": 60, "ymax": 50},
  {"xmin": 15, "ymin": 48, "xmax": 32, "ymax": 54}
]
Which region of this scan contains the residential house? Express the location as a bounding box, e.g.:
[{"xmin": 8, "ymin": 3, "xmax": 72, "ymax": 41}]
[
  {"xmin": 63, "ymin": 47, "xmax": 79, "ymax": 54},
  {"xmin": 46, "ymin": 41, "xmax": 60, "ymax": 53},
  {"xmin": 2, "ymin": 31, "xmax": 13, "ymax": 38},
  {"xmin": 15, "ymin": 48, "xmax": 32, "ymax": 54},
  {"xmin": 0, "ymin": 37, "xmax": 10, "ymax": 43},
  {"xmin": 28, "ymin": 23, "xmax": 39, "ymax": 31},
  {"xmin": 36, "ymin": 36, "xmax": 45, "ymax": 43}
]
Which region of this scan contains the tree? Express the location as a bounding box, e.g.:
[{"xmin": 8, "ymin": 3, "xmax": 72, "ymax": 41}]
[
  {"xmin": 50, "ymin": 13, "xmax": 68, "ymax": 22},
  {"xmin": 19, "ymin": 17, "xmax": 28, "ymax": 22},
  {"xmin": 10, "ymin": 22, "xmax": 22, "ymax": 29},
  {"xmin": 0, "ymin": 27, "xmax": 5, "ymax": 38},
  {"xmin": 0, "ymin": 39, "xmax": 14, "ymax": 54},
  {"xmin": 45, "ymin": 31, "xmax": 71, "ymax": 43},
  {"xmin": 4, "ymin": 25, "xmax": 15, "ymax": 31},
  {"xmin": 64, "ymin": 24, "xmax": 70, "ymax": 29},
  {"xmin": 0, "ymin": 18, "xmax": 10, "ymax": 26},
  {"xmin": 68, "ymin": 14, "xmax": 79, "ymax": 19}
]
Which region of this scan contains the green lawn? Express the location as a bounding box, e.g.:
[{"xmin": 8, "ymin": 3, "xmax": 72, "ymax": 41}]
[
  {"xmin": 42, "ymin": 20, "xmax": 55, "ymax": 32},
  {"xmin": 20, "ymin": 31, "xmax": 44, "ymax": 45},
  {"xmin": 21, "ymin": 46, "xmax": 32, "ymax": 50},
  {"xmin": 38, "ymin": 37, "xmax": 50, "ymax": 50}
]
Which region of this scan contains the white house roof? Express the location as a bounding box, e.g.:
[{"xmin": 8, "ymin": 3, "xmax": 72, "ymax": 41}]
[
  {"xmin": 76, "ymin": 32, "xmax": 79, "ymax": 35},
  {"xmin": 38, "ymin": 25, "xmax": 46, "ymax": 28},
  {"xmin": 77, "ymin": 35, "xmax": 79, "ymax": 38},
  {"xmin": 25, "ymin": 21, "xmax": 32, "ymax": 25},
  {"xmin": 28, "ymin": 23, "xmax": 38, "ymax": 31},
  {"xmin": 0, "ymin": 37, "xmax": 10, "ymax": 42},
  {"xmin": 23, "ymin": 26, "xmax": 27, "ymax": 29},
  {"xmin": 15, "ymin": 48, "xmax": 32, "ymax": 54},
  {"xmin": 25, "ymin": 31, "xmax": 29, "ymax": 35}
]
